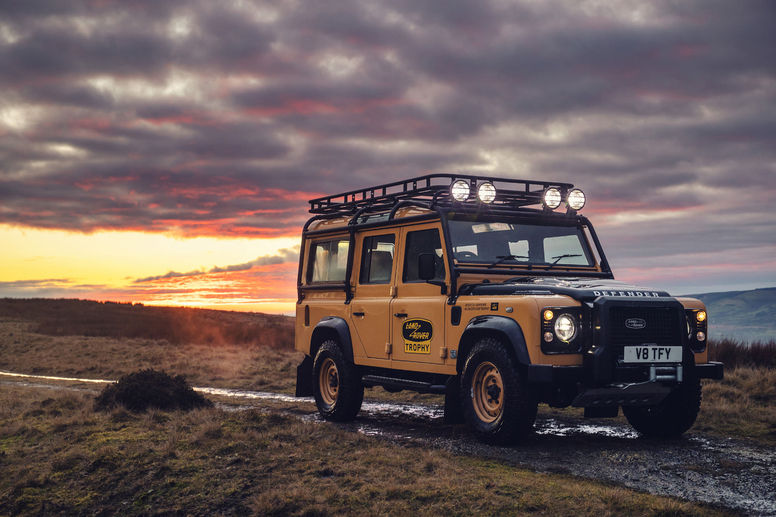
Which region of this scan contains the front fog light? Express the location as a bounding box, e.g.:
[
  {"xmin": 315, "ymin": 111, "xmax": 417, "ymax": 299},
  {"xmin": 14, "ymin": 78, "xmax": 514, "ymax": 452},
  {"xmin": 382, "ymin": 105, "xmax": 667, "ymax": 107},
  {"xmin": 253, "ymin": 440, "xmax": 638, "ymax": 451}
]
[
  {"xmin": 554, "ymin": 314, "xmax": 577, "ymax": 342},
  {"xmin": 450, "ymin": 180, "xmax": 470, "ymax": 202},
  {"xmin": 567, "ymin": 189, "xmax": 586, "ymax": 210},
  {"xmin": 543, "ymin": 188, "xmax": 562, "ymax": 209},
  {"xmin": 477, "ymin": 182, "xmax": 496, "ymax": 203}
]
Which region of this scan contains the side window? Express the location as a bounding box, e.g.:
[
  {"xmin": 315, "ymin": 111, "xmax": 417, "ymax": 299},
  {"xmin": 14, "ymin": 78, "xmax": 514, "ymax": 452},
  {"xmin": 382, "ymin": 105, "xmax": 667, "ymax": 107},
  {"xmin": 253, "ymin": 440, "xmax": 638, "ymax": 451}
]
[
  {"xmin": 308, "ymin": 238, "xmax": 349, "ymax": 283},
  {"xmin": 359, "ymin": 234, "xmax": 395, "ymax": 284},
  {"xmin": 403, "ymin": 228, "xmax": 445, "ymax": 282}
]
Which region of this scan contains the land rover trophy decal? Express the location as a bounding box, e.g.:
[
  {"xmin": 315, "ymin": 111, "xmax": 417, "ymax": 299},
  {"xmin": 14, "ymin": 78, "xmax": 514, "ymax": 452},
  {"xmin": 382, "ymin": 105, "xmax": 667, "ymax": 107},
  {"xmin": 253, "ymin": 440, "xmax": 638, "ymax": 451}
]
[{"xmin": 402, "ymin": 318, "xmax": 433, "ymax": 354}]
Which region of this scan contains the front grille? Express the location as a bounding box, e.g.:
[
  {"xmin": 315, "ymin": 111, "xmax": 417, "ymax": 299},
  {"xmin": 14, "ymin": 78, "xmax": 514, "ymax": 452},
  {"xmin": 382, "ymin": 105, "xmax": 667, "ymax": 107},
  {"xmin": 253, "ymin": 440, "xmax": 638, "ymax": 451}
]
[{"xmin": 607, "ymin": 305, "xmax": 683, "ymax": 346}]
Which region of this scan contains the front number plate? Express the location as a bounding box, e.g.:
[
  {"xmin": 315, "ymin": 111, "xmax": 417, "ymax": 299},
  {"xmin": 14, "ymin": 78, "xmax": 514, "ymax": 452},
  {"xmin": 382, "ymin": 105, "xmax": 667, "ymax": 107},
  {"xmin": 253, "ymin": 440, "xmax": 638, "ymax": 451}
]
[{"xmin": 623, "ymin": 346, "xmax": 682, "ymax": 363}]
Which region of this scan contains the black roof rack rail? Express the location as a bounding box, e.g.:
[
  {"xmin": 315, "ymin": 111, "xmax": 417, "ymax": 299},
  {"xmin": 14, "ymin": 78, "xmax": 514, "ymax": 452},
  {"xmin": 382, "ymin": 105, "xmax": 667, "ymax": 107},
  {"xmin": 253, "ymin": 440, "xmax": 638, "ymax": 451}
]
[{"xmin": 308, "ymin": 173, "xmax": 574, "ymax": 215}]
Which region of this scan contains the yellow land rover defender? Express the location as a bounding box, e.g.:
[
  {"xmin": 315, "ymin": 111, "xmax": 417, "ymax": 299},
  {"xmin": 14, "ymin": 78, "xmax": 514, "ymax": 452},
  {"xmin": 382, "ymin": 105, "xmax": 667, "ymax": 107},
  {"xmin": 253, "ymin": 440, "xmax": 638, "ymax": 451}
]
[{"xmin": 294, "ymin": 174, "xmax": 724, "ymax": 444}]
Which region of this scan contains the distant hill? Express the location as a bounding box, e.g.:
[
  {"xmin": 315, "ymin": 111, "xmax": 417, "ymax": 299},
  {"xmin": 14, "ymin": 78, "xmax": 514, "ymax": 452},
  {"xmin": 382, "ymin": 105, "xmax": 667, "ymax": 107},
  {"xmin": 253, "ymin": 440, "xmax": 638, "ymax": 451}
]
[
  {"xmin": 687, "ymin": 287, "xmax": 776, "ymax": 343},
  {"xmin": 0, "ymin": 298, "xmax": 295, "ymax": 348}
]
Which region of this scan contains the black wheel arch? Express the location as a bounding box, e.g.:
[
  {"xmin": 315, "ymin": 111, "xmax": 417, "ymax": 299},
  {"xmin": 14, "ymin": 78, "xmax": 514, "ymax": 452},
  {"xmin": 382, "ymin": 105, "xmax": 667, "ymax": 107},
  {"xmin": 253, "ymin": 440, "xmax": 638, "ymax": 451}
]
[
  {"xmin": 310, "ymin": 316, "xmax": 355, "ymax": 363},
  {"xmin": 457, "ymin": 315, "xmax": 531, "ymax": 373}
]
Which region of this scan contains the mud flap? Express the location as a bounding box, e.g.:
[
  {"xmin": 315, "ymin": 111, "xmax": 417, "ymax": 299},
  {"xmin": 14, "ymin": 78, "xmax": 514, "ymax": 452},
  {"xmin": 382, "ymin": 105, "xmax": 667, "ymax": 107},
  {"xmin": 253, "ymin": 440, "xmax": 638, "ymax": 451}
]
[
  {"xmin": 444, "ymin": 376, "xmax": 465, "ymax": 424},
  {"xmin": 295, "ymin": 356, "xmax": 313, "ymax": 397}
]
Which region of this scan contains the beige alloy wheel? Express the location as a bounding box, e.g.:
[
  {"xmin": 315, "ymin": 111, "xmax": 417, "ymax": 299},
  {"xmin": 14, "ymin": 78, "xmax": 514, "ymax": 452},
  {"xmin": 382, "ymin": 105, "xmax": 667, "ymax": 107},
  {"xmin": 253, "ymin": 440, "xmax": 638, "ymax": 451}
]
[
  {"xmin": 471, "ymin": 361, "xmax": 504, "ymax": 424},
  {"xmin": 318, "ymin": 357, "xmax": 339, "ymax": 408}
]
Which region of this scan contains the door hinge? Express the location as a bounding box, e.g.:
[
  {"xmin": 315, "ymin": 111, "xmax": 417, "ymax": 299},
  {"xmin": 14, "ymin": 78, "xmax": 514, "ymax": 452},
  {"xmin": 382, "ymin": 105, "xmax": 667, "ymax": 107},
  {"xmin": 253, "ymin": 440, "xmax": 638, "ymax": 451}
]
[
  {"xmin": 385, "ymin": 343, "xmax": 392, "ymax": 355},
  {"xmin": 440, "ymin": 347, "xmax": 448, "ymax": 359},
  {"xmin": 390, "ymin": 286, "xmax": 397, "ymax": 297}
]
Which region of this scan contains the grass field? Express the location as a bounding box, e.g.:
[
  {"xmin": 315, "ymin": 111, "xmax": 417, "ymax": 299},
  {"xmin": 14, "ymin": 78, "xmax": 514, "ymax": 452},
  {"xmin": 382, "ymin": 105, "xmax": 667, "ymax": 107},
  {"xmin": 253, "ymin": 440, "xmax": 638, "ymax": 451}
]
[
  {"xmin": 0, "ymin": 386, "xmax": 729, "ymax": 516},
  {"xmin": 0, "ymin": 299, "xmax": 773, "ymax": 514}
]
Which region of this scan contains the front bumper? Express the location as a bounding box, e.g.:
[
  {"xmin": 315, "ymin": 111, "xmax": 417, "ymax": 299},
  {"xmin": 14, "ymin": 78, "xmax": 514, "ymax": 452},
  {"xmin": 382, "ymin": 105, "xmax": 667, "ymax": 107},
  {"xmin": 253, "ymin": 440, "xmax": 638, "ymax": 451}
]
[
  {"xmin": 526, "ymin": 361, "xmax": 724, "ymax": 407},
  {"xmin": 527, "ymin": 361, "xmax": 724, "ymax": 385}
]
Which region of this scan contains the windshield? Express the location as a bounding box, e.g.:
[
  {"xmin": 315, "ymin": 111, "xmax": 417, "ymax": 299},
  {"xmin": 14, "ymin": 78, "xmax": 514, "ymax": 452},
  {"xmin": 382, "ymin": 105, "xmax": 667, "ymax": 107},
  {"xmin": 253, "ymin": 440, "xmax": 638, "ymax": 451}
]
[{"xmin": 447, "ymin": 219, "xmax": 596, "ymax": 268}]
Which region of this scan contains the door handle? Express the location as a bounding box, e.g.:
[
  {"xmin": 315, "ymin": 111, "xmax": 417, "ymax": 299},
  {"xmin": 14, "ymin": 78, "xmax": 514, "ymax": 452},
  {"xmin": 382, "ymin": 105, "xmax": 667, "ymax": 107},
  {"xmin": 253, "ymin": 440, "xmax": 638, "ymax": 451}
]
[
  {"xmin": 394, "ymin": 312, "xmax": 408, "ymax": 318},
  {"xmin": 353, "ymin": 311, "xmax": 365, "ymax": 317}
]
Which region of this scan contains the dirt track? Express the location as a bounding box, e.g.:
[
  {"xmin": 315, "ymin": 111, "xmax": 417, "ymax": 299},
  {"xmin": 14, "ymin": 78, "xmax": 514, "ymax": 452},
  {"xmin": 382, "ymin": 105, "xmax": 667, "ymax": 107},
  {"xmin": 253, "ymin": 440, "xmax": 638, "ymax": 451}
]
[{"xmin": 3, "ymin": 371, "xmax": 775, "ymax": 516}]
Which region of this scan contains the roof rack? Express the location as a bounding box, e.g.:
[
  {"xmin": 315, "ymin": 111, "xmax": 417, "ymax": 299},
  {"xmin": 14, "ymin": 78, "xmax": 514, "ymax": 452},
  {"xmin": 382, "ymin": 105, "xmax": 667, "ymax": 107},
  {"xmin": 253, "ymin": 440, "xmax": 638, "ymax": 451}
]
[{"xmin": 308, "ymin": 173, "xmax": 575, "ymax": 215}]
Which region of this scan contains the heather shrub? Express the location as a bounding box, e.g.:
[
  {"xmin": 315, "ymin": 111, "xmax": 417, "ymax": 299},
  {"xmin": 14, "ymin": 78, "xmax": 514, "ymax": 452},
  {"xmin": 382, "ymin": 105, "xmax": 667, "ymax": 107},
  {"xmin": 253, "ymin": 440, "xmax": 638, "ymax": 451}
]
[{"xmin": 95, "ymin": 369, "xmax": 212, "ymax": 412}]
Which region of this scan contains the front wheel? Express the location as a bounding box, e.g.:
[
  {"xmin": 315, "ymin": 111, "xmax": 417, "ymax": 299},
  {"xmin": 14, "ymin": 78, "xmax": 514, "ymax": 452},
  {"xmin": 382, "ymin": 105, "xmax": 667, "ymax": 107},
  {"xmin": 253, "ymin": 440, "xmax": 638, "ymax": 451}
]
[
  {"xmin": 623, "ymin": 377, "xmax": 702, "ymax": 438},
  {"xmin": 461, "ymin": 338, "xmax": 537, "ymax": 445},
  {"xmin": 312, "ymin": 340, "xmax": 363, "ymax": 422}
]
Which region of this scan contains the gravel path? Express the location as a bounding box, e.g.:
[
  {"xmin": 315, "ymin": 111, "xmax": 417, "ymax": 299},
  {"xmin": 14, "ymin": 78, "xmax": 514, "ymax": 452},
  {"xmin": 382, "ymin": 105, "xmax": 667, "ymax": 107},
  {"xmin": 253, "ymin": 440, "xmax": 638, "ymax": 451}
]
[{"xmin": 3, "ymin": 370, "xmax": 774, "ymax": 515}]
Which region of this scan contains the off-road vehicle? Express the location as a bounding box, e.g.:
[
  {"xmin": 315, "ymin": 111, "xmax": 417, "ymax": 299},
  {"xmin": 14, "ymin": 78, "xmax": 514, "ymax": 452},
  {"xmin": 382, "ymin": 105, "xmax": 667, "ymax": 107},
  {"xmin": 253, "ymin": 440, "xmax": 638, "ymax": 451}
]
[{"xmin": 294, "ymin": 174, "xmax": 723, "ymax": 444}]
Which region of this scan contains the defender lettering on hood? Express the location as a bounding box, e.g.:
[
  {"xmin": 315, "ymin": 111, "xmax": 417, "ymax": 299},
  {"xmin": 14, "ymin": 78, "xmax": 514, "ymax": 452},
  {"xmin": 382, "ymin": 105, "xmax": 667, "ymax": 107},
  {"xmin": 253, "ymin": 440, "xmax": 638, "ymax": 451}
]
[{"xmin": 459, "ymin": 278, "xmax": 670, "ymax": 302}]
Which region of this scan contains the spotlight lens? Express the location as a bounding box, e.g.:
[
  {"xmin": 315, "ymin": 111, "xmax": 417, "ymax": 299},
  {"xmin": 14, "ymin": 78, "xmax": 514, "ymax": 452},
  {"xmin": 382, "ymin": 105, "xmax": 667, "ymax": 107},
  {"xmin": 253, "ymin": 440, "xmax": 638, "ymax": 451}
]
[
  {"xmin": 543, "ymin": 188, "xmax": 562, "ymax": 209},
  {"xmin": 477, "ymin": 182, "xmax": 496, "ymax": 204},
  {"xmin": 567, "ymin": 189, "xmax": 586, "ymax": 210},
  {"xmin": 696, "ymin": 310, "xmax": 707, "ymax": 323},
  {"xmin": 450, "ymin": 180, "xmax": 470, "ymax": 202},
  {"xmin": 554, "ymin": 314, "xmax": 577, "ymax": 342}
]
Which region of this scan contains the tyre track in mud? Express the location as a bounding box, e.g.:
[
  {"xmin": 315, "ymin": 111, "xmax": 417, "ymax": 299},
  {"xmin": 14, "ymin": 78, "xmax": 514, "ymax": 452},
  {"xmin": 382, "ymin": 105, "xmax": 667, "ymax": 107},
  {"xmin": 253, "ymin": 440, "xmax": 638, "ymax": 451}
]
[{"xmin": 2, "ymin": 371, "xmax": 774, "ymax": 515}]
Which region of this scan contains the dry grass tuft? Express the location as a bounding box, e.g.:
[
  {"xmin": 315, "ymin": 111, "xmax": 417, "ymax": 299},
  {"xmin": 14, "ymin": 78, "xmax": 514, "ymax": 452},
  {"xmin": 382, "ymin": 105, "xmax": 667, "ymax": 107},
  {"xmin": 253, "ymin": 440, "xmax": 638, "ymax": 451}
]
[{"xmin": 707, "ymin": 338, "xmax": 776, "ymax": 369}]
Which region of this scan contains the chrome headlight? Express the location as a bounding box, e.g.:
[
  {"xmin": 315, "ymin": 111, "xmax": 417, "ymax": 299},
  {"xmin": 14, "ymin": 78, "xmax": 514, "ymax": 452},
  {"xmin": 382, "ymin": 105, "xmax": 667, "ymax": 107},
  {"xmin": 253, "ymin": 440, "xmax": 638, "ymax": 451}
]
[{"xmin": 554, "ymin": 314, "xmax": 577, "ymax": 342}]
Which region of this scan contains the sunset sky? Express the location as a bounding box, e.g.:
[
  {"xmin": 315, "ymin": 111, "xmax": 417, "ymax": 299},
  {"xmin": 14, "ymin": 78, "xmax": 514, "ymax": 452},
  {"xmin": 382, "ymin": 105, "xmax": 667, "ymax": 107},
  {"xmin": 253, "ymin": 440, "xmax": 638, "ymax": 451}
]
[{"xmin": 1, "ymin": 1, "xmax": 774, "ymax": 314}]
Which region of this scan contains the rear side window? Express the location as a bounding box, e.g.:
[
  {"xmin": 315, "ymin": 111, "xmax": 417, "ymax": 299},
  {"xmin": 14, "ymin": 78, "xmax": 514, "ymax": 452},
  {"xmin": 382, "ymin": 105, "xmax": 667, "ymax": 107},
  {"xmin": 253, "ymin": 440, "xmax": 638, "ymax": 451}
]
[
  {"xmin": 359, "ymin": 234, "xmax": 395, "ymax": 284},
  {"xmin": 308, "ymin": 238, "xmax": 349, "ymax": 283},
  {"xmin": 403, "ymin": 228, "xmax": 445, "ymax": 282}
]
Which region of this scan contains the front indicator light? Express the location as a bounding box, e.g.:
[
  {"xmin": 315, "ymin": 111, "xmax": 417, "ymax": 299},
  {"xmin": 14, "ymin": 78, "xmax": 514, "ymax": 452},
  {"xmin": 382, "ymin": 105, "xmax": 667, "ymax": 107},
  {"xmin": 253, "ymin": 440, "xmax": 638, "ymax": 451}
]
[
  {"xmin": 450, "ymin": 180, "xmax": 471, "ymax": 202},
  {"xmin": 567, "ymin": 189, "xmax": 586, "ymax": 210},
  {"xmin": 554, "ymin": 314, "xmax": 577, "ymax": 342},
  {"xmin": 543, "ymin": 309, "xmax": 554, "ymax": 321},
  {"xmin": 543, "ymin": 188, "xmax": 562, "ymax": 210},
  {"xmin": 696, "ymin": 310, "xmax": 707, "ymax": 323}
]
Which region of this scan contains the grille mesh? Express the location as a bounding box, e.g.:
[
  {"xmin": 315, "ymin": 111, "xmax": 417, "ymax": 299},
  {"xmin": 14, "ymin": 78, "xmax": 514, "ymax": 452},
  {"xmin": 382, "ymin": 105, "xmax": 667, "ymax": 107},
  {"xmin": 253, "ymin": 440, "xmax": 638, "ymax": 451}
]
[{"xmin": 607, "ymin": 306, "xmax": 682, "ymax": 346}]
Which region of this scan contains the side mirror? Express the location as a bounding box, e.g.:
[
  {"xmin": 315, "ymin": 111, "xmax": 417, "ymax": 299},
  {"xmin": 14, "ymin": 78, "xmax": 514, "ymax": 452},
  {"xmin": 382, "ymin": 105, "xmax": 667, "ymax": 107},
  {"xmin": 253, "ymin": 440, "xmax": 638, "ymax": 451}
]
[{"xmin": 418, "ymin": 253, "xmax": 436, "ymax": 281}]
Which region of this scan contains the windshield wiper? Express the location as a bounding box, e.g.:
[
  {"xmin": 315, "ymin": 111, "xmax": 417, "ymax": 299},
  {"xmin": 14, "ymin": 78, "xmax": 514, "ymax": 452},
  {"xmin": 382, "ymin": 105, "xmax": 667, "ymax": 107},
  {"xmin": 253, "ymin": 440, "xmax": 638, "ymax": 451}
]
[
  {"xmin": 547, "ymin": 254, "xmax": 582, "ymax": 270},
  {"xmin": 487, "ymin": 254, "xmax": 529, "ymax": 269}
]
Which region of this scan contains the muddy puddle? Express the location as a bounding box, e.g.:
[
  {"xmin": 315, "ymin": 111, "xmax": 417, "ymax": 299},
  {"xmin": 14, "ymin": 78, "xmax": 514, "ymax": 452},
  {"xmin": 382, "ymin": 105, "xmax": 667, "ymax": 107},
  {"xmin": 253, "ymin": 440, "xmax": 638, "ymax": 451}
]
[{"xmin": 2, "ymin": 370, "xmax": 774, "ymax": 515}]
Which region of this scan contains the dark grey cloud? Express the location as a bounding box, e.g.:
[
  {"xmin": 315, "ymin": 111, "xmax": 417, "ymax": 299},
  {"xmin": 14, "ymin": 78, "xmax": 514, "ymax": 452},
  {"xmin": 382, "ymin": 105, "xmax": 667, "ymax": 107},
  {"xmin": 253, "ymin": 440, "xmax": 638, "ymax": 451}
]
[
  {"xmin": 1, "ymin": 0, "xmax": 774, "ymax": 291},
  {"xmin": 134, "ymin": 247, "xmax": 299, "ymax": 283}
]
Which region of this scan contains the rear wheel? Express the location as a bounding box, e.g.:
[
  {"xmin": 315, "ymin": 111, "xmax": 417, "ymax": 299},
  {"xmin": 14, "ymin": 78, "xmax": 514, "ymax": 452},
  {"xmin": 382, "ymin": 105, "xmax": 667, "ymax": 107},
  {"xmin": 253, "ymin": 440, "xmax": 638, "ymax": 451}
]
[
  {"xmin": 461, "ymin": 337, "xmax": 537, "ymax": 445},
  {"xmin": 313, "ymin": 340, "xmax": 363, "ymax": 421},
  {"xmin": 623, "ymin": 376, "xmax": 702, "ymax": 438}
]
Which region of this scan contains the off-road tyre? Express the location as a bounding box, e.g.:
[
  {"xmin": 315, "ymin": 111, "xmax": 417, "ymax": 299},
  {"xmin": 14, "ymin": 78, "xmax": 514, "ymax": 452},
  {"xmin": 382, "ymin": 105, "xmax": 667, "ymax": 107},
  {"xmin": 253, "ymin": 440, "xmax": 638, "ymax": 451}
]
[
  {"xmin": 460, "ymin": 337, "xmax": 537, "ymax": 445},
  {"xmin": 623, "ymin": 376, "xmax": 702, "ymax": 438},
  {"xmin": 312, "ymin": 339, "xmax": 364, "ymax": 422}
]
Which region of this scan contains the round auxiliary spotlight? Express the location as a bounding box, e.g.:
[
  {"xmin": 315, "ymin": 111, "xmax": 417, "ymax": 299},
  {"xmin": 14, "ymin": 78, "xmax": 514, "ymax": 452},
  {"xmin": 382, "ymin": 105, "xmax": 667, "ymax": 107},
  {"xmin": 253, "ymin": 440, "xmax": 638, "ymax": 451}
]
[
  {"xmin": 567, "ymin": 189, "xmax": 586, "ymax": 211},
  {"xmin": 477, "ymin": 182, "xmax": 496, "ymax": 204},
  {"xmin": 450, "ymin": 179, "xmax": 471, "ymax": 202},
  {"xmin": 543, "ymin": 187, "xmax": 562, "ymax": 210}
]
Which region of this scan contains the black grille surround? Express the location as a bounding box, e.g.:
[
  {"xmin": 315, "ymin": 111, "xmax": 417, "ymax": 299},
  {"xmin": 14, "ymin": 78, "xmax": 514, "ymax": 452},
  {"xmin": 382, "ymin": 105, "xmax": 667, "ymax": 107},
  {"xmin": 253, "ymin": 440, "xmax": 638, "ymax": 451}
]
[
  {"xmin": 607, "ymin": 305, "xmax": 684, "ymax": 348},
  {"xmin": 584, "ymin": 297, "xmax": 690, "ymax": 386}
]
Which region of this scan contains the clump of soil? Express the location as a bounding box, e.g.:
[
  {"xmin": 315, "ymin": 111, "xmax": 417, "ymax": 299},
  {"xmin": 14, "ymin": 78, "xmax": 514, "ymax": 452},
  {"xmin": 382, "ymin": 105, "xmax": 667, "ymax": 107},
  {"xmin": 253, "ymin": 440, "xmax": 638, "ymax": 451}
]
[{"xmin": 95, "ymin": 369, "xmax": 212, "ymax": 412}]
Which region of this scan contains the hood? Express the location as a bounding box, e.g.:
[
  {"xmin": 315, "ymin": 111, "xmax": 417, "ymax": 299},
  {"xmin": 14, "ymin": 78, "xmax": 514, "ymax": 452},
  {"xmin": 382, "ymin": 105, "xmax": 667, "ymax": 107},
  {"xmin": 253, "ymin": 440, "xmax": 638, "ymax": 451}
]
[{"xmin": 459, "ymin": 278, "xmax": 672, "ymax": 302}]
